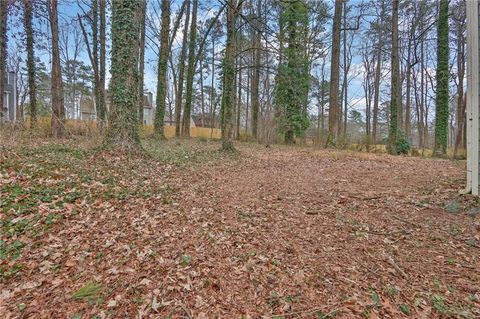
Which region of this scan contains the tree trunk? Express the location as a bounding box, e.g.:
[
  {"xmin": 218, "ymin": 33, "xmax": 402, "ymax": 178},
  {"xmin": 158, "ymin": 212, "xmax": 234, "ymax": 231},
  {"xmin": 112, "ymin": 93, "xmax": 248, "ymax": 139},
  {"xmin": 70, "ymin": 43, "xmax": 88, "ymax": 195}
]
[
  {"xmin": 372, "ymin": 42, "xmax": 381, "ymax": 144},
  {"xmin": 405, "ymin": 52, "xmax": 412, "ymax": 140},
  {"xmin": 251, "ymin": 0, "xmax": 261, "ymax": 139},
  {"xmin": 320, "ymin": 59, "xmax": 326, "ymax": 131},
  {"xmin": 387, "ymin": 0, "xmax": 400, "ymax": 154},
  {"xmin": 0, "ymin": 0, "xmax": 8, "ymax": 124},
  {"xmin": 138, "ymin": 0, "xmax": 147, "ymax": 125},
  {"xmin": 433, "ymin": 0, "xmax": 449, "ymax": 155},
  {"xmin": 153, "ymin": 0, "xmax": 170, "ymax": 138},
  {"xmin": 181, "ymin": 0, "xmax": 198, "ymax": 137},
  {"xmin": 48, "ymin": 0, "xmax": 65, "ymax": 138},
  {"xmin": 236, "ymin": 61, "xmax": 242, "ymax": 138},
  {"xmin": 22, "ymin": 0, "xmax": 37, "ymax": 129},
  {"xmin": 453, "ymin": 18, "xmax": 466, "ymax": 157},
  {"xmin": 327, "ymin": 0, "xmax": 342, "ymax": 145},
  {"xmin": 221, "ymin": 0, "xmax": 240, "ymax": 151},
  {"xmin": 200, "ymin": 65, "xmax": 205, "ymax": 126},
  {"xmin": 105, "ymin": 0, "xmax": 141, "ymax": 150},
  {"xmin": 99, "ymin": 0, "xmax": 106, "ymax": 122},
  {"xmin": 174, "ymin": 0, "xmax": 190, "ymax": 137},
  {"xmin": 341, "ymin": 0, "xmax": 347, "ymax": 137}
]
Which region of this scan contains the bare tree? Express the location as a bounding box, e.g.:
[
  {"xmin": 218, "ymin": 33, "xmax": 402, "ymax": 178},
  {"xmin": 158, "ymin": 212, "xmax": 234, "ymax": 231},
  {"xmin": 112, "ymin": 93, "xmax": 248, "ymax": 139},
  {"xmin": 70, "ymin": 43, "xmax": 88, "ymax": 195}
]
[
  {"xmin": 174, "ymin": 0, "xmax": 191, "ymax": 137},
  {"xmin": 47, "ymin": 0, "xmax": 65, "ymax": 138}
]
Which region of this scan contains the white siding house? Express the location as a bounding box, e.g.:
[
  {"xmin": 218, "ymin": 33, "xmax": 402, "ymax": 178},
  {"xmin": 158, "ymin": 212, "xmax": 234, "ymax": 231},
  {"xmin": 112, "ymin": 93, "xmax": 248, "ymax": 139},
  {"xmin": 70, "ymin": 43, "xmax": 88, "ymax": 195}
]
[
  {"xmin": 465, "ymin": 0, "xmax": 480, "ymax": 195},
  {"xmin": 1, "ymin": 71, "xmax": 16, "ymax": 123}
]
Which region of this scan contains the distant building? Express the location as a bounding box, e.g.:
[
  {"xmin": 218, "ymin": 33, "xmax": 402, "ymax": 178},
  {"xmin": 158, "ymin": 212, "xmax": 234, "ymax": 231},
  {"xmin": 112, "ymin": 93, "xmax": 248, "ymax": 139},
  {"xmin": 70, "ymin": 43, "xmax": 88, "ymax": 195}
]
[
  {"xmin": 191, "ymin": 114, "xmax": 220, "ymax": 129},
  {"xmin": 79, "ymin": 97, "xmax": 96, "ymax": 121},
  {"xmin": 142, "ymin": 92, "xmax": 153, "ymax": 125},
  {"xmin": 82, "ymin": 91, "xmax": 155, "ymax": 124},
  {"xmin": 1, "ymin": 71, "xmax": 17, "ymax": 122}
]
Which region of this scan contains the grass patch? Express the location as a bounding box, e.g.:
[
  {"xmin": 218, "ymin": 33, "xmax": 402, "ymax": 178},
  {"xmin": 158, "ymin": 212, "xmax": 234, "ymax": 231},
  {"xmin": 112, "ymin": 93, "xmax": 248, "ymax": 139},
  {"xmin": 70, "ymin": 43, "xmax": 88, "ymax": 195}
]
[{"xmin": 72, "ymin": 282, "xmax": 102, "ymax": 300}]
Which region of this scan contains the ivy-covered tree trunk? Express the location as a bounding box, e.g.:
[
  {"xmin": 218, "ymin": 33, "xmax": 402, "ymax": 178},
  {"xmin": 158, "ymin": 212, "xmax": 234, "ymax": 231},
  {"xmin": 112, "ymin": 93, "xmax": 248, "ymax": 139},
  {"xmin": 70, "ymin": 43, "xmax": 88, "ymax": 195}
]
[
  {"xmin": 181, "ymin": 0, "xmax": 198, "ymax": 137},
  {"xmin": 22, "ymin": 0, "xmax": 37, "ymax": 128},
  {"xmin": 174, "ymin": 0, "xmax": 190, "ymax": 137},
  {"xmin": 0, "ymin": 0, "xmax": 8, "ymax": 124},
  {"xmin": 327, "ymin": 0, "xmax": 342, "ymax": 145},
  {"xmin": 387, "ymin": 0, "xmax": 400, "ymax": 155},
  {"xmin": 138, "ymin": 0, "xmax": 146, "ymax": 125},
  {"xmin": 105, "ymin": 0, "xmax": 141, "ymax": 150},
  {"xmin": 274, "ymin": 0, "xmax": 309, "ymax": 144},
  {"xmin": 153, "ymin": 0, "xmax": 170, "ymax": 138},
  {"xmin": 434, "ymin": 0, "xmax": 449, "ymax": 155},
  {"xmin": 221, "ymin": 0, "xmax": 240, "ymax": 151},
  {"xmin": 48, "ymin": 0, "xmax": 65, "ymax": 138}
]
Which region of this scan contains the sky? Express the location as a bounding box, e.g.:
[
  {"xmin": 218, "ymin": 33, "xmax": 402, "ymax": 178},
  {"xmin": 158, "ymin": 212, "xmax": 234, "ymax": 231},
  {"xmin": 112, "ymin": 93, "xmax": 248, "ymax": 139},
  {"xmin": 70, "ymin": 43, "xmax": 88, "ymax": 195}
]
[{"xmin": 6, "ymin": 0, "xmax": 450, "ymax": 125}]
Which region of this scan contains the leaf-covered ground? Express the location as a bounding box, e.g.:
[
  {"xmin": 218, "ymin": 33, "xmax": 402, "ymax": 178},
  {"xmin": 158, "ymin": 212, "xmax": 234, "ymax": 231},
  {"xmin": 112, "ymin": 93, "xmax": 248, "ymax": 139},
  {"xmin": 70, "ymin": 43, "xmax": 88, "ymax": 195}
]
[{"xmin": 1, "ymin": 139, "xmax": 479, "ymax": 318}]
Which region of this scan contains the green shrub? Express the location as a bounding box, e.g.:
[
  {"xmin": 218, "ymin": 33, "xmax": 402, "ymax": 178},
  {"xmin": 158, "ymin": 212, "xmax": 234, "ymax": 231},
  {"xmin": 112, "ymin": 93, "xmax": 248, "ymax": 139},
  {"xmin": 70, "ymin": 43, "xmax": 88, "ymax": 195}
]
[{"xmin": 395, "ymin": 133, "xmax": 411, "ymax": 155}]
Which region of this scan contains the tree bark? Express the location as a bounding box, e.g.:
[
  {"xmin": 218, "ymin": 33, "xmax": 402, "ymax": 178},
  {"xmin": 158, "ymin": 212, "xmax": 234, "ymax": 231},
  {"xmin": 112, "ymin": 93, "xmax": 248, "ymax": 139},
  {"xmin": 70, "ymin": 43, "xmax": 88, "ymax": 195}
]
[
  {"xmin": 453, "ymin": 11, "xmax": 466, "ymax": 157},
  {"xmin": 0, "ymin": 0, "xmax": 8, "ymax": 124},
  {"xmin": 387, "ymin": 0, "xmax": 400, "ymax": 154},
  {"xmin": 181, "ymin": 0, "xmax": 198, "ymax": 137},
  {"xmin": 434, "ymin": 0, "xmax": 449, "ymax": 155},
  {"xmin": 22, "ymin": 0, "xmax": 37, "ymax": 129},
  {"xmin": 221, "ymin": 0, "xmax": 241, "ymax": 151},
  {"xmin": 154, "ymin": 0, "xmax": 170, "ymax": 138},
  {"xmin": 99, "ymin": 0, "xmax": 106, "ymax": 122},
  {"xmin": 105, "ymin": 0, "xmax": 142, "ymax": 150},
  {"xmin": 251, "ymin": 0, "xmax": 261, "ymax": 139},
  {"xmin": 138, "ymin": 0, "xmax": 147, "ymax": 125},
  {"xmin": 327, "ymin": 0, "xmax": 342, "ymax": 145},
  {"xmin": 174, "ymin": 0, "xmax": 190, "ymax": 137},
  {"xmin": 48, "ymin": 0, "xmax": 65, "ymax": 138}
]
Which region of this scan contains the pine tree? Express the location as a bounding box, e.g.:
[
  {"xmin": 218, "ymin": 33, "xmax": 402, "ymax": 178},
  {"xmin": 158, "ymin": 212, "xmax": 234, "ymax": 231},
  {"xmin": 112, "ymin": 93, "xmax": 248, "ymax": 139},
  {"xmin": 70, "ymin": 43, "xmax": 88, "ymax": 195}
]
[
  {"xmin": 434, "ymin": 0, "xmax": 449, "ymax": 155},
  {"xmin": 105, "ymin": 0, "xmax": 142, "ymax": 150},
  {"xmin": 327, "ymin": 0, "xmax": 342, "ymax": 145}
]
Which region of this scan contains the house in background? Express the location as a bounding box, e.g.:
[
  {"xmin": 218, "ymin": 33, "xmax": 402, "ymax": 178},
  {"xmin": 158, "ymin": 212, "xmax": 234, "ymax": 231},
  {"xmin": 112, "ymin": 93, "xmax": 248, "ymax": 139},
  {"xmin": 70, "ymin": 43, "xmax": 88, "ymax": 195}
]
[
  {"xmin": 142, "ymin": 92, "xmax": 153, "ymax": 125},
  {"xmin": 79, "ymin": 97, "xmax": 96, "ymax": 121},
  {"xmin": 1, "ymin": 71, "xmax": 17, "ymax": 123},
  {"xmin": 82, "ymin": 91, "xmax": 154, "ymax": 124},
  {"xmin": 191, "ymin": 114, "xmax": 220, "ymax": 129}
]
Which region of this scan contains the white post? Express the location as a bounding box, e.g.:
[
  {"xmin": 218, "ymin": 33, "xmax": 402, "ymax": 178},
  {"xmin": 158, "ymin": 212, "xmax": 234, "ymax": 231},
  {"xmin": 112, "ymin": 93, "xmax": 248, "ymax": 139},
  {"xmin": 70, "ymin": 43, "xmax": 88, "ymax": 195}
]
[{"xmin": 466, "ymin": 0, "xmax": 480, "ymax": 196}]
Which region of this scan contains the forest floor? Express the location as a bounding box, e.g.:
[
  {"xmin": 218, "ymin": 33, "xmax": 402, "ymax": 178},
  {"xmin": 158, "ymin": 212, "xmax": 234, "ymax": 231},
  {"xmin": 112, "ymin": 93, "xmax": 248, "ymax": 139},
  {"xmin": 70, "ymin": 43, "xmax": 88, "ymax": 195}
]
[{"xmin": 1, "ymin": 138, "xmax": 480, "ymax": 319}]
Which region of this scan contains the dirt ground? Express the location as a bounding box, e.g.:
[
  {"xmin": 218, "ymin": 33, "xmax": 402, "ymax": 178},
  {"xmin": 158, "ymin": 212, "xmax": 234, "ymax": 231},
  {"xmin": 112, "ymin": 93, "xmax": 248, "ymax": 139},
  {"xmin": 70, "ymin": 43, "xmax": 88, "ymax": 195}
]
[{"xmin": 1, "ymin": 139, "xmax": 479, "ymax": 318}]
